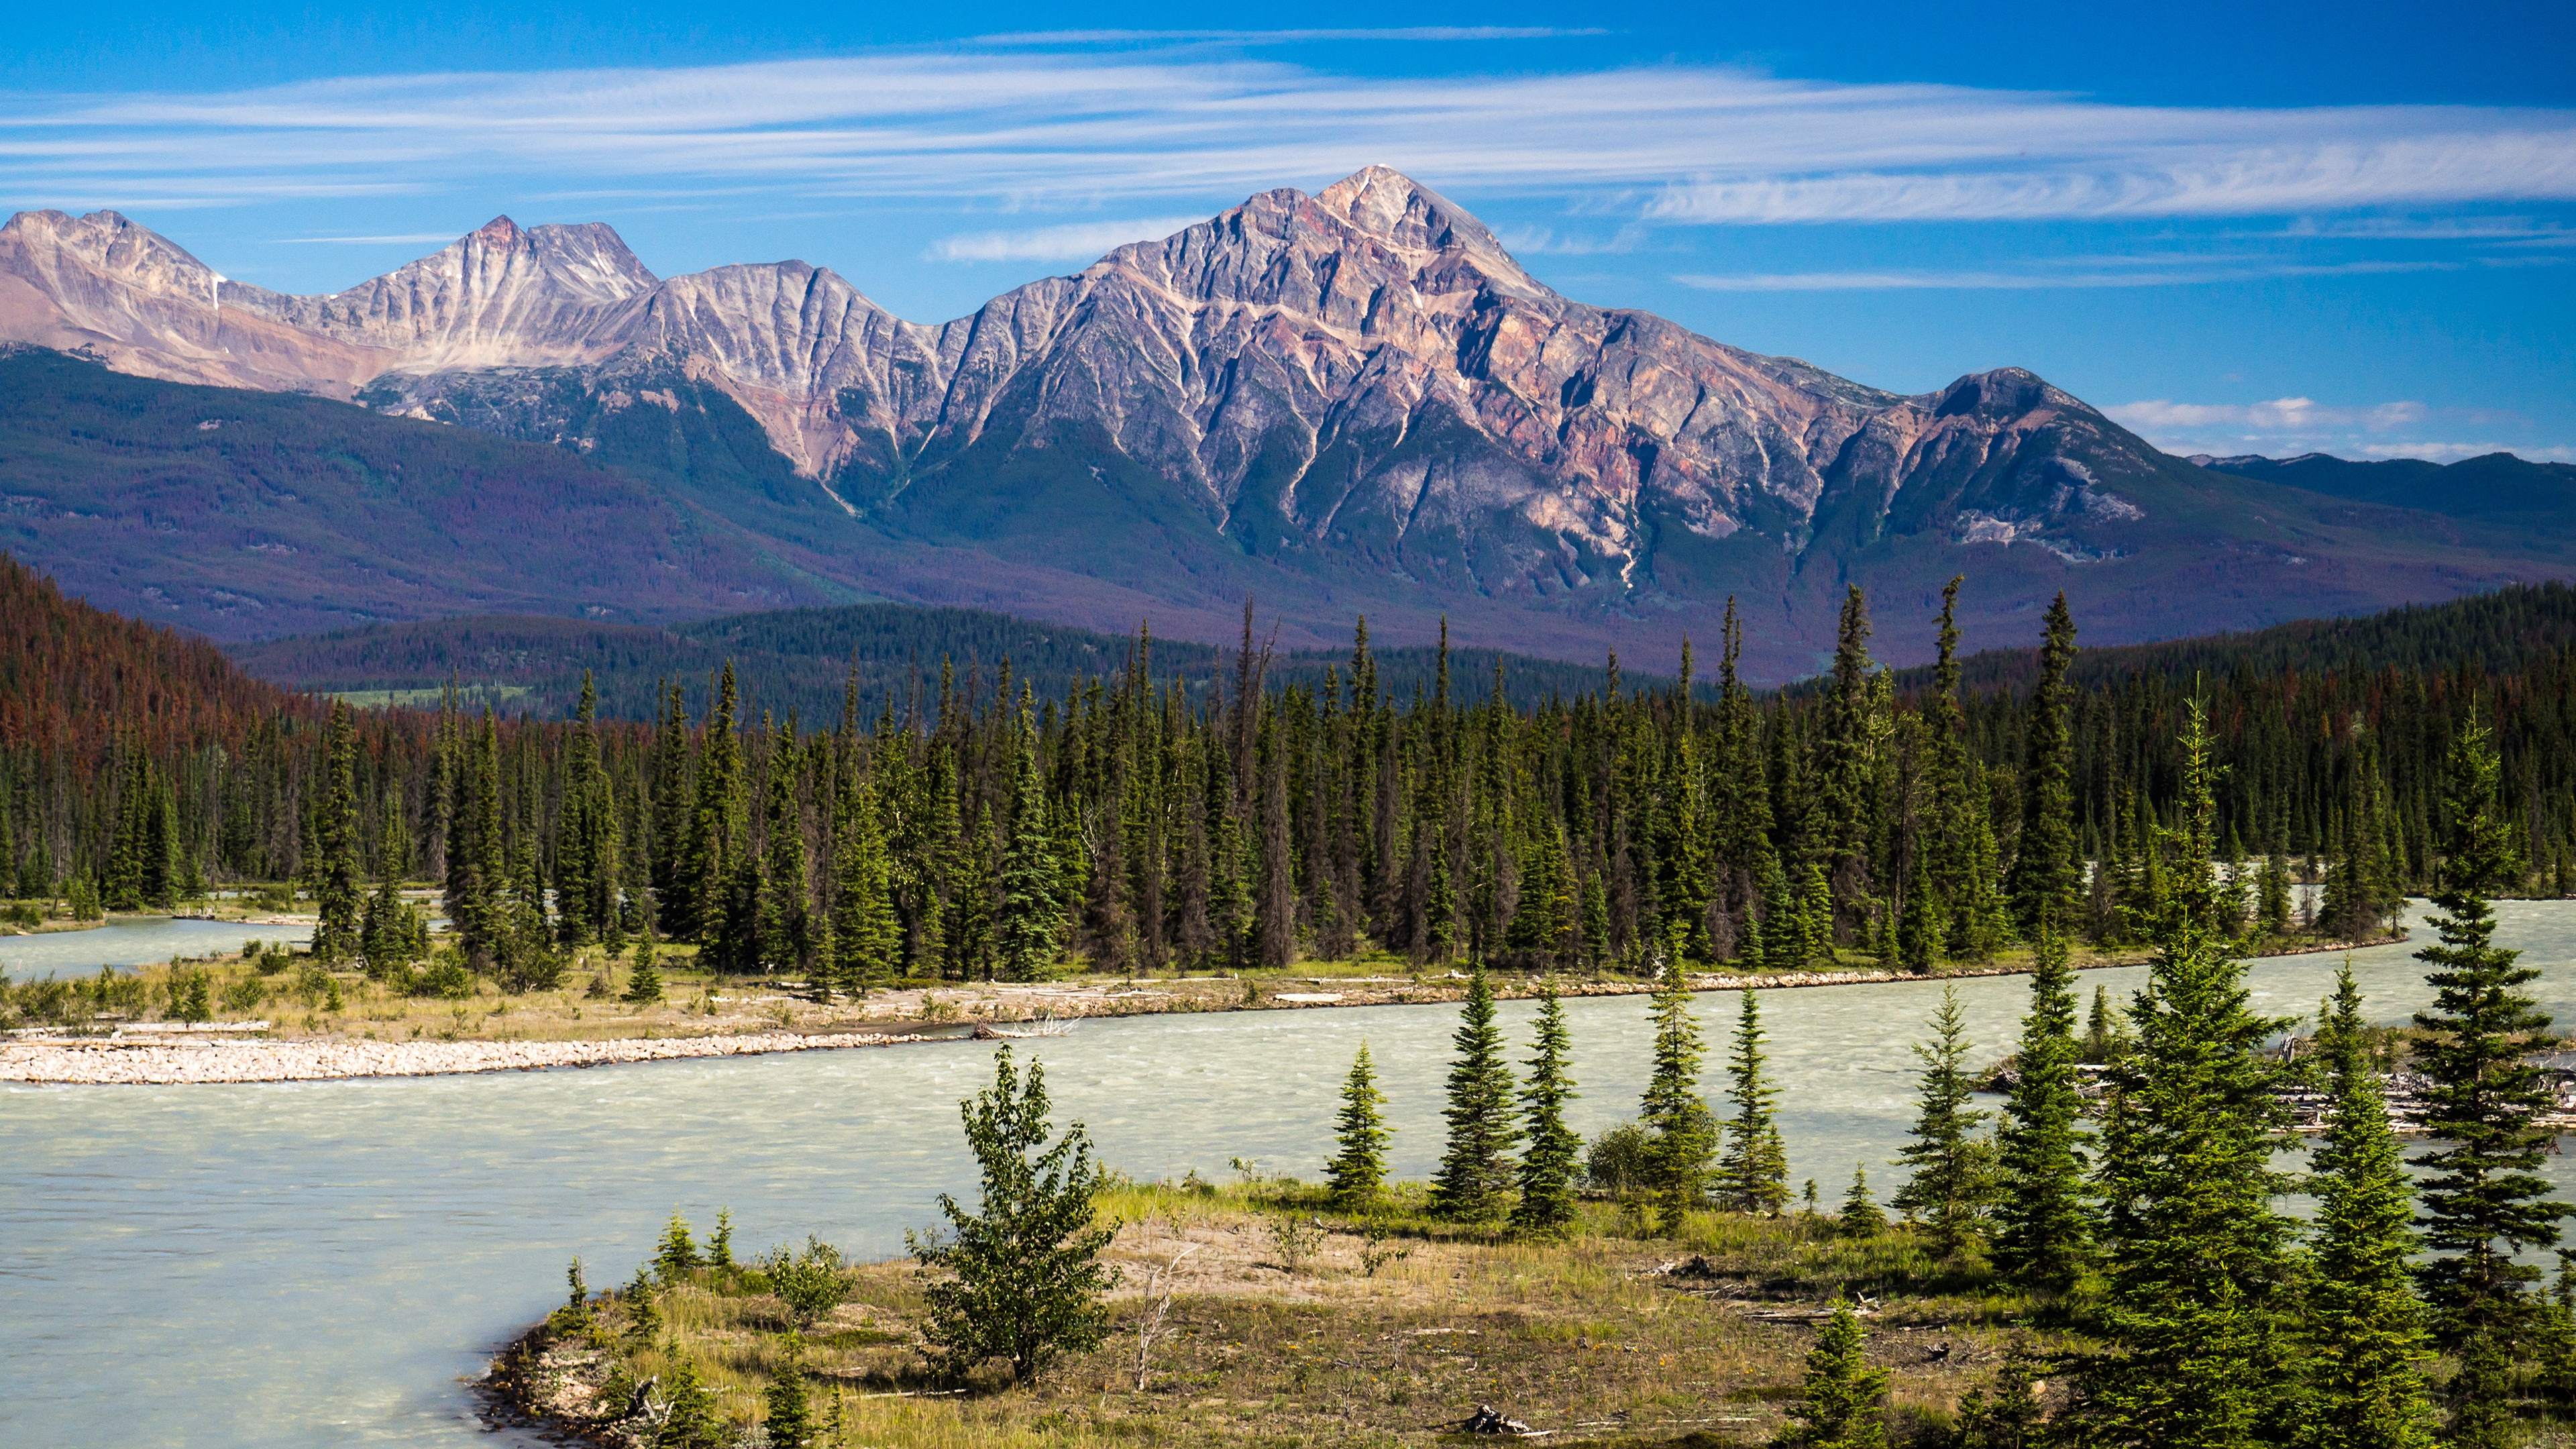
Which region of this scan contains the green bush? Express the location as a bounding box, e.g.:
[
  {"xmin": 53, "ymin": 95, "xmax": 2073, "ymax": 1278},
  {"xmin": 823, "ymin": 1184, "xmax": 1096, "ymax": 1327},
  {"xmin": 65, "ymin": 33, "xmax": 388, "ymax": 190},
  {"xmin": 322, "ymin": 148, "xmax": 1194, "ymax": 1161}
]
[
  {"xmin": 1585, "ymin": 1121, "xmax": 1656, "ymax": 1197},
  {"xmin": 761, "ymin": 1238, "xmax": 853, "ymax": 1328},
  {"xmin": 219, "ymin": 977, "xmax": 268, "ymax": 1013}
]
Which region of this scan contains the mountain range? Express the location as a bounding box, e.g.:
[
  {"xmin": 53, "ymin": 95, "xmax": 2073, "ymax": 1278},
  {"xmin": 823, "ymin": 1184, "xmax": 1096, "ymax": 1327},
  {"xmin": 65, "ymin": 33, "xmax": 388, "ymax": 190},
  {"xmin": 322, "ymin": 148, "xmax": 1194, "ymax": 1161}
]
[{"xmin": 5, "ymin": 166, "xmax": 2572, "ymax": 680}]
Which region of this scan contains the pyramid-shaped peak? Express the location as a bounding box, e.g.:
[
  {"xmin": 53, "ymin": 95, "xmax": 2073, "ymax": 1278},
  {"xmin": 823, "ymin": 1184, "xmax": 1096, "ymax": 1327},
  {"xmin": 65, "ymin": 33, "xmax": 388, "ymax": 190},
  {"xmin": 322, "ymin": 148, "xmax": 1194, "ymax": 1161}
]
[
  {"xmin": 471, "ymin": 216, "xmax": 524, "ymax": 248},
  {"xmin": 1315, "ymin": 167, "xmax": 1501, "ymax": 253}
]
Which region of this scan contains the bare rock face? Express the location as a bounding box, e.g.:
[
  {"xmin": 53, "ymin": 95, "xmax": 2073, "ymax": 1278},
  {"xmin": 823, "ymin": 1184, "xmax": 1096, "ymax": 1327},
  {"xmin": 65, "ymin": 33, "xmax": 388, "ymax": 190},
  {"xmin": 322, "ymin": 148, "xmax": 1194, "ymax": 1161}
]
[{"xmin": 0, "ymin": 169, "xmax": 2221, "ymax": 666}]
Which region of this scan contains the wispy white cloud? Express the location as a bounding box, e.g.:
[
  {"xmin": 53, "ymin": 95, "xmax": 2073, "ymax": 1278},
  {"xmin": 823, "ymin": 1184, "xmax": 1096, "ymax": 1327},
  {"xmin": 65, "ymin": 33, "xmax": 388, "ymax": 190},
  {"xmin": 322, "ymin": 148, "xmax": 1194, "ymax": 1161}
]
[
  {"xmin": 928, "ymin": 215, "xmax": 1209, "ymax": 262},
  {"xmin": 973, "ymin": 28, "xmax": 1609, "ymax": 45},
  {"xmin": 0, "ymin": 50, "xmax": 2567, "ymax": 224},
  {"xmin": 1672, "ymin": 256, "xmax": 2488, "ymax": 290},
  {"xmin": 269, "ymin": 231, "xmax": 466, "ymax": 245},
  {"xmin": 2108, "ymin": 396, "xmax": 2573, "ymax": 463},
  {"xmin": 1496, "ymin": 224, "xmax": 1652, "ymax": 256}
]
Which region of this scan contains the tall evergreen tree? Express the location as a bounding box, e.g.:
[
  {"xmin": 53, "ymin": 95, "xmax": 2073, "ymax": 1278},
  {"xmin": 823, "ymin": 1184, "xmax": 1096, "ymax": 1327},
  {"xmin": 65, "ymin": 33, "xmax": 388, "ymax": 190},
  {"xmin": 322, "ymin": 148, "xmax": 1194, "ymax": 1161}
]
[
  {"xmin": 683, "ymin": 664, "xmax": 744, "ymax": 955},
  {"xmin": 2411, "ymin": 706, "xmax": 2565, "ymax": 1431},
  {"xmin": 2080, "ymin": 702, "xmax": 2300, "ymax": 1446},
  {"xmin": 2008, "ymin": 592, "xmax": 2082, "ymax": 934},
  {"xmin": 1990, "ymin": 916, "xmax": 2091, "ymax": 1290},
  {"xmin": 757, "ymin": 724, "xmax": 810, "ymax": 973},
  {"xmin": 311, "ymin": 700, "xmax": 361, "ymax": 961},
  {"xmin": 1642, "ymin": 975, "xmax": 1715, "ymax": 1233},
  {"xmin": 556, "ymin": 672, "xmax": 619, "ymax": 946},
  {"xmin": 1513, "ymin": 985, "xmax": 1582, "ymax": 1234},
  {"xmin": 828, "ymin": 773, "xmax": 897, "ymax": 998},
  {"xmin": 1326, "ymin": 1042, "xmax": 1391, "ymax": 1211},
  {"xmin": 1430, "ymin": 963, "xmax": 1520, "ymax": 1222},
  {"xmin": 997, "ymin": 692, "xmax": 1064, "ymax": 981},
  {"xmin": 2307, "ymin": 962, "xmax": 2436, "ymax": 1449},
  {"xmin": 1891, "ymin": 984, "xmax": 1992, "ymax": 1259},
  {"xmin": 1718, "ymin": 990, "xmax": 1790, "ymax": 1215}
]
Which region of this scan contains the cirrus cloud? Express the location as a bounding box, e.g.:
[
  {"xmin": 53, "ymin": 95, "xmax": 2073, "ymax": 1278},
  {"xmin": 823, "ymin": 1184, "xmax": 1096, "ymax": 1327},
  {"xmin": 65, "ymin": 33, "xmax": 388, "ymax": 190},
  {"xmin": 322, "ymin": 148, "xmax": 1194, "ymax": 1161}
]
[{"xmin": 0, "ymin": 44, "xmax": 2568, "ymax": 225}]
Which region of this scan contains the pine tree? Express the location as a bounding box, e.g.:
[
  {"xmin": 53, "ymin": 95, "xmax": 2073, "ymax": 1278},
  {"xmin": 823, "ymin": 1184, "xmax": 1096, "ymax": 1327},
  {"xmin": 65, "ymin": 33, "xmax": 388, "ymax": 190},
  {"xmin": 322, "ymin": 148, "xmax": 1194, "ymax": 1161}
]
[
  {"xmin": 624, "ymin": 940, "xmax": 664, "ymax": 1006},
  {"xmin": 2411, "ymin": 706, "xmax": 2565, "ymax": 1429},
  {"xmin": 997, "ymin": 694, "xmax": 1064, "ymax": 981},
  {"xmin": 1840, "ymin": 1163, "xmax": 1886, "ymax": 1239},
  {"xmin": 557, "ymin": 671, "xmax": 619, "ymax": 947},
  {"xmin": 1990, "ymin": 916, "xmax": 2090, "ymax": 1291},
  {"xmin": 763, "ymin": 1363, "xmax": 813, "ymax": 1449},
  {"xmin": 2080, "ymin": 702, "xmax": 2300, "ymax": 1446},
  {"xmin": 1642, "ymin": 976, "xmax": 1714, "ymax": 1234},
  {"xmin": 1783, "ymin": 1294, "xmax": 1890, "ymax": 1449},
  {"xmin": 757, "ymin": 724, "xmax": 809, "ymax": 973},
  {"xmin": 1513, "ymin": 985, "xmax": 1582, "ymax": 1234},
  {"xmin": 1431, "ymin": 963, "xmax": 1520, "ymax": 1222},
  {"xmin": 684, "ymin": 664, "xmax": 746, "ymax": 961},
  {"xmin": 2306, "ymin": 962, "xmax": 2436, "ymax": 1449},
  {"xmin": 1717, "ymin": 990, "xmax": 1790, "ymax": 1214},
  {"xmin": 1892, "ymin": 984, "xmax": 1992, "ymax": 1259},
  {"xmin": 311, "ymin": 701, "xmax": 362, "ymax": 961},
  {"xmin": 1326, "ymin": 1042, "xmax": 1391, "ymax": 1211},
  {"xmin": 828, "ymin": 773, "xmax": 898, "ymax": 998},
  {"xmin": 2008, "ymin": 593, "xmax": 2082, "ymax": 935}
]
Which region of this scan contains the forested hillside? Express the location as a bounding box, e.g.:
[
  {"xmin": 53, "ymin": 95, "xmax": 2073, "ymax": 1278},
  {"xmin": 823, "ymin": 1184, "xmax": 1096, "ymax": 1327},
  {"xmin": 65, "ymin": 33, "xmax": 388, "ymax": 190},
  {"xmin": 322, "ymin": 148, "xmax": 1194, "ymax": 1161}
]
[
  {"xmin": 11, "ymin": 558, "xmax": 2576, "ymax": 975},
  {"xmin": 226, "ymin": 606, "xmax": 1688, "ymax": 723}
]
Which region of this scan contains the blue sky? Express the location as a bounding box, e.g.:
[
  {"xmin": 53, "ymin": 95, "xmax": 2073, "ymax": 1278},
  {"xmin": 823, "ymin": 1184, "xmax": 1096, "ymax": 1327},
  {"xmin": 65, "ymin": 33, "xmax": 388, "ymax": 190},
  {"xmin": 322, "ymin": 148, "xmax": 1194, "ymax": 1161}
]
[{"xmin": 5, "ymin": 1, "xmax": 2571, "ymax": 462}]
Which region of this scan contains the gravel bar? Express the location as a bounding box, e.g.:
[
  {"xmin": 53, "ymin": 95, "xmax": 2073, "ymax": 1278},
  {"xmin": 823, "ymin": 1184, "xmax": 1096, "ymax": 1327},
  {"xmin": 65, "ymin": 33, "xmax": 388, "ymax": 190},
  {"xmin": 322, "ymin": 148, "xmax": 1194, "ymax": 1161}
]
[{"xmin": 0, "ymin": 1029, "xmax": 944, "ymax": 1085}]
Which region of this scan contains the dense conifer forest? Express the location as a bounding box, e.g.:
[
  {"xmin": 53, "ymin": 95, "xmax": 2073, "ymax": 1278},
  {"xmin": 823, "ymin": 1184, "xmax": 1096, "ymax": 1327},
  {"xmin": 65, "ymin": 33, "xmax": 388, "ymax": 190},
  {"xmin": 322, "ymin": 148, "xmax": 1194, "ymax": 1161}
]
[{"xmin": 10, "ymin": 552, "xmax": 2576, "ymax": 980}]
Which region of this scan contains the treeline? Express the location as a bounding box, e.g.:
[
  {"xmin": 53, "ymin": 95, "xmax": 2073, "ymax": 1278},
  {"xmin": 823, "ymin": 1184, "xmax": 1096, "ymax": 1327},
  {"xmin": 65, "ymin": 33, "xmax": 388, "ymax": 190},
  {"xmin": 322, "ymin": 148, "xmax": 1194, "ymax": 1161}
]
[
  {"xmin": 12, "ymin": 569, "xmax": 2576, "ymax": 982},
  {"xmin": 223, "ymin": 601, "xmax": 1692, "ymax": 725}
]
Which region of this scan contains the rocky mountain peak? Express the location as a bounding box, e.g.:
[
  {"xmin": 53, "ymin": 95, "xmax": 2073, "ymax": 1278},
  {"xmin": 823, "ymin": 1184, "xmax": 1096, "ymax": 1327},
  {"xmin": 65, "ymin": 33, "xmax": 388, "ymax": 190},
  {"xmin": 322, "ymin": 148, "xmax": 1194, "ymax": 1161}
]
[
  {"xmin": 1309, "ymin": 165, "xmax": 1546, "ymax": 297},
  {"xmin": 2, "ymin": 208, "xmax": 224, "ymax": 300},
  {"xmin": 471, "ymin": 215, "xmax": 524, "ymax": 250}
]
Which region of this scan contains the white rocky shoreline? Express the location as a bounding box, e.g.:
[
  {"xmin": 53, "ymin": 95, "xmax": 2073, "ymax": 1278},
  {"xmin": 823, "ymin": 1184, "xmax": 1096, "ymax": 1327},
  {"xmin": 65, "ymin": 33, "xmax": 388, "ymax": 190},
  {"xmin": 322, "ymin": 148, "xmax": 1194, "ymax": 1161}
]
[
  {"xmin": 3, "ymin": 932, "xmax": 2405, "ymax": 1087},
  {"xmin": 0, "ymin": 1027, "xmax": 947, "ymax": 1085}
]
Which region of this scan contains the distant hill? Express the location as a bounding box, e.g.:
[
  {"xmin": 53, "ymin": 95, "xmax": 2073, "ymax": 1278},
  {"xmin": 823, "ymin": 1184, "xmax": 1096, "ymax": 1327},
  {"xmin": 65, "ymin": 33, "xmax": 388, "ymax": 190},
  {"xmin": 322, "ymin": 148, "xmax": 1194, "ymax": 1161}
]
[
  {"xmin": 1880, "ymin": 579, "xmax": 2576, "ymax": 698},
  {"xmin": 0, "ymin": 553, "xmax": 312, "ymax": 759},
  {"xmin": 226, "ymin": 605, "xmax": 1678, "ymax": 724},
  {"xmin": 2192, "ymin": 451, "xmax": 2576, "ymax": 521}
]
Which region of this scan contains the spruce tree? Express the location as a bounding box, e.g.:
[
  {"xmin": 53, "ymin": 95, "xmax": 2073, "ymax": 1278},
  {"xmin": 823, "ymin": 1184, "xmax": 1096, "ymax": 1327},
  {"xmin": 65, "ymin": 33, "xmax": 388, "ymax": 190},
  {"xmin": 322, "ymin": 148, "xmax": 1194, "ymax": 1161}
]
[
  {"xmin": 1326, "ymin": 1042, "xmax": 1391, "ymax": 1210},
  {"xmin": 683, "ymin": 664, "xmax": 745, "ymax": 957},
  {"xmin": 2411, "ymin": 706, "xmax": 2565, "ymax": 1426},
  {"xmin": 828, "ymin": 773, "xmax": 897, "ymax": 998},
  {"xmin": 312, "ymin": 701, "xmax": 362, "ymax": 962},
  {"xmin": 1717, "ymin": 990, "xmax": 1790, "ymax": 1214},
  {"xmin": 757, "ymin": 725, "xmax": 809, "ymax": 973},
  {"xmin": 1431, "ymin": 963, "xmax": 1520, "ymax": 1222},
  {"xmin": 1990, "ymin": 916, "xmax": 2090, "ymax": 1291},
  {"xmin": 1783, "ymin": 1293, "xmax": 1890, "ymax": 1449},
  {"xmin": 997, "ymin": 694, "xmax": 1063, "ymax": 981},
  {"xmin": 556, "ymin": 672, "xmax": 611, "ymax": 945},
  {"xmin": 624, "ymin": 940, "xmax": 664, "ymax": 1006},
  {"xmin": 1642, "ymin": 975, "xmax": 1714, "ymax": 1234},
  {"xmin": 1513, "ymin": 985, "xmax": 1582, "ymax": 1234},
  {"xmin": 1840, "ymin": 1163, "xmax": 1886, "ymax": 1239},
  {"xmin": 2008, "ymin": 592, "xmax": 2082, "ymax": 935},
  {"xmin": 2081, "ymin": 702, "xmax": 2300, "ymax": 1446},
  {"xmin": 1892, "ymin": 984, "xmax": 1992, "ymax": 1260},
  {"xmin": 2307, "ymin": 963, "xmax": 2436, "ymax": 1449},
  {"xmin": 763, "ymin": 1363, "xmax": 813, "ymax": 1449}
]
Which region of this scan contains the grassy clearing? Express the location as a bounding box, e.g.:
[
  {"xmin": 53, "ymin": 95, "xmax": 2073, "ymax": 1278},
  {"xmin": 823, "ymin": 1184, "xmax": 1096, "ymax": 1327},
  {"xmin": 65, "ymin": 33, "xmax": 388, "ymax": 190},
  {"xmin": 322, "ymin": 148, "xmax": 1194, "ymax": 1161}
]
[{"xmin": 496, "ymin": 1179, "xmax": 2064, "ymax": 1448}]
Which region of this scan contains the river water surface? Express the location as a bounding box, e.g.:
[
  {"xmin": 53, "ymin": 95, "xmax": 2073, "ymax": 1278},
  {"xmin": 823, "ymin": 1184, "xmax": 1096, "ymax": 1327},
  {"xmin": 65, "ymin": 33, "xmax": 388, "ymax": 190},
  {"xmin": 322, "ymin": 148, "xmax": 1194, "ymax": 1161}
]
[
  {"xmin": 1, "ymin": 916, "xmax": 313, "ymax": 981},
  {"xmin": 6, "ymin": 902, "xmax": 2574, "ymax": 1447}
]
